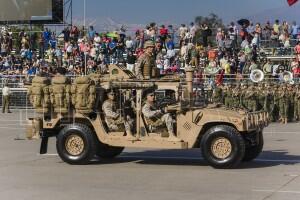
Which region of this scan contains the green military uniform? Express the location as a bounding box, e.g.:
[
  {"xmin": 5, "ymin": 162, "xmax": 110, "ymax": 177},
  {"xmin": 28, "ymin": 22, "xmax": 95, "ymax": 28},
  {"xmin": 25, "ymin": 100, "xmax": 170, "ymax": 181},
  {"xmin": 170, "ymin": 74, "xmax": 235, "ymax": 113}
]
[
  {"xmin": 231, "ymin": 84, "xmax": 241, "ymax": 108},
  {"xmin": 257, "ymin": 84, "xmax": 265, "ymax": 111},
  {"xmin": 263, "ymin": 84, "xmax": 275, "ymax": 121},
  {"xmin": 223, "ymin": 85, "xmax": 232, "ymax": 108},
  {"xmin": 278, "ymin": 85, "xmax": 289, "ymax": 124},
  {"xmin": 294, "ymin": 85, "xmax": 300, "ymax": 121},
  {"xmin": 240, "ymin": 83, "xmax": 248, "ymax": 110},
  {"xmin": 242, "ymin": 85, "xmax": 257, "ymax": 112},
  {"xmin": 273, "ymin": 84, "xmax": 281, "ymax": 122},
  {"xmin": 212, "ymin": 85, "xmax": 223, "ymax": 104},
  {"xmin": 287, "ymin": 84, "xmax": 295, "ymax": 121}
]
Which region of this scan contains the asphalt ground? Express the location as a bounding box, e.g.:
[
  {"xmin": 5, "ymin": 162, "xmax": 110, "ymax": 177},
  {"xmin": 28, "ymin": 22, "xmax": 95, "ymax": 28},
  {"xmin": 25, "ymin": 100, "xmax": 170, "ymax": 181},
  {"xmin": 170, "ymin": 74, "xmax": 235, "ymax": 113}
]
[{"xmin": 0, "ymin": 110, "xmax": 300, "ymax": 200}]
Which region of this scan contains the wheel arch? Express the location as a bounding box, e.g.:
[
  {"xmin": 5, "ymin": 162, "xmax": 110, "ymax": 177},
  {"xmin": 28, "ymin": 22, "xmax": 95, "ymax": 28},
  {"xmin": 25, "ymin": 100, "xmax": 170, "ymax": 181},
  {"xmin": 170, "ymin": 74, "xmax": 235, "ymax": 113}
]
[{"xmin": 195, "ymin": 122, "xmax": 238, "ymax": 148}]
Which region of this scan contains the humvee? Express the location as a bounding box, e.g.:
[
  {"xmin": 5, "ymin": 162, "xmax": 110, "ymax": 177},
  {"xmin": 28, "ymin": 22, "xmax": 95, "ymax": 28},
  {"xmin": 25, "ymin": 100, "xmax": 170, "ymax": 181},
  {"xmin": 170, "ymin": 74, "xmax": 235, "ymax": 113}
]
[{"xmin": 26, "ymin": 65, "xmax": 269, "ymax": 168}]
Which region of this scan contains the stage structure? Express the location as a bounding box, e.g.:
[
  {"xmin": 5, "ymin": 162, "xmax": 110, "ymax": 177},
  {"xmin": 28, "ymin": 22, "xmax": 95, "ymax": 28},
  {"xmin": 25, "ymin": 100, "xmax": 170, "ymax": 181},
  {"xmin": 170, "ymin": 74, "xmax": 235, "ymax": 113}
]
[{"xmin": 0, "ymin": 0, "xmax": 71, "ymax": 25}]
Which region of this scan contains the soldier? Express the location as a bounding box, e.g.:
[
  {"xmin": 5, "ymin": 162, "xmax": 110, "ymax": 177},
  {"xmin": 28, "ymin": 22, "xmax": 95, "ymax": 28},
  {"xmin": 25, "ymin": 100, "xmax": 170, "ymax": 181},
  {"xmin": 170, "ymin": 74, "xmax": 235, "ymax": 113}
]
[
  {"xmin": 241, "ymin": 83, "xmax": 257, "ymax": 112},
  {"xmin": 102, "ymin": 90, "xmax": 135, "ymax": 140},
  {"xmin": 142, "ymin": 91, "xmax": 181, "ymax": 142},
  {"xmin": 273, "ymin": 84, "xmax": 281, "ymax": 122},
  {"xmin": 212, "ymin": 83, "xmax": 223, "ymax": 104},
  {"xmin": 263, "ymin": 84, "xmax": 275, "ymax": 121},
  {"xmin": 2, "ymin": 83, "xmax": 11, "ymax": 113},
  {"xmin": 240, "ymin": 82, "xmax": 248, "ymax": 110},
  {"xmin": 223, "ymin": 84, "xmax": 231, "ymax": 108},
  {"xmin": 135, "ymin": 40, "xmax": 156, "ymax": 80},
  {"xmin": 257, "ymin": 83, "xmax": 265, "ymax": 111},
  {"xmin": 232, "ymin": 83, "xmax": 241, "ymax": 109},
  {"xmin": 287, "ymin": 84, "xmax": 295, "ymax": 121},
  {"xmin": 294, "ymin": 84, "xmax": 300, "ymax": 121},
  {"xmin": 278, "ymin": 84, "xmax": 289, "ymax": 124}
]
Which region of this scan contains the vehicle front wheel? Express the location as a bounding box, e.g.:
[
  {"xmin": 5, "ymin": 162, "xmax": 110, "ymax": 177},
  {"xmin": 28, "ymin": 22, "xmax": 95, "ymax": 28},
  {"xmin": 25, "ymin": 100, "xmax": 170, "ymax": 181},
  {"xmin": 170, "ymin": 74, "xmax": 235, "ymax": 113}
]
[
  {"xmin": 201, "ymin": 125, "xmax": 245, "ymax": 169},
  {"xmin": 56, "ymin": 124, "xmax": 97, "ymax": 165},
  {"xmin": 242, "ymin": 131, "xmax": 264, "ymax": 162}
]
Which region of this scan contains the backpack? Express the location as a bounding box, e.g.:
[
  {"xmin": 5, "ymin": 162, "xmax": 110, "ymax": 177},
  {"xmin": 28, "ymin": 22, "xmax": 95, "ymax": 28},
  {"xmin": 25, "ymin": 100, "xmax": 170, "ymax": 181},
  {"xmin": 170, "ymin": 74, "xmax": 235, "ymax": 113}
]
[
  {"xmin": 27, "ymin": 76, "xmax": 50, "ymax": 113},
  {"xmin": 71, "ymin": 76, "xmax": 96, "ymax": 113},
  {"xmin": 50, "ymin": 76, "xmax": 71, "ymax": 113}
]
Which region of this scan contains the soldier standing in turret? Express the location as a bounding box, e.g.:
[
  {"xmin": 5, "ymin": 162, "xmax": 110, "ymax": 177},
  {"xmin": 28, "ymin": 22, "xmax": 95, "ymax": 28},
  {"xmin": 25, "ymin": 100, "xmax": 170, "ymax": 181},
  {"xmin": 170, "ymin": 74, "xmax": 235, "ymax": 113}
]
[{"xmin": 135, "ymin": 41, "xmax": 156, "ymax": 80}]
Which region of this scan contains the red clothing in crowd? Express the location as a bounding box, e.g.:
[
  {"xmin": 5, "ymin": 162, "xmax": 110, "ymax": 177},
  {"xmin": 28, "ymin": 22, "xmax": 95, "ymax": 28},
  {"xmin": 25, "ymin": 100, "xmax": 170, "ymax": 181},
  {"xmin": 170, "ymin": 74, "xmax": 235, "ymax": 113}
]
[
  {"xmin": 159, "ymin": 28, "xmax": 168, "ymax": 36},
  {"xmin": 292, "ymin": 67, "xmax": 300, "ymax": 77}
]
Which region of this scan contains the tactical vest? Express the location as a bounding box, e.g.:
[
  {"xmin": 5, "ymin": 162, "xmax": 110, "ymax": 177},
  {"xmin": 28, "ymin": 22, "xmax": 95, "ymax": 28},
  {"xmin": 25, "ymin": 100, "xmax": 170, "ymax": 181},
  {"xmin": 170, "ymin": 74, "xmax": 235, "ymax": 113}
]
[
  {"xmin": 28, "ymin": 76, "xmax": 50, "ymax": 113},
  {"xmin": 50, "ymin": 76, "xmax": 71, "ymax": 113},
  {"xmin": 71, "ymin": 76, "xmax": 96, "ymax": 113},
  {"xmin": 142, "ymin": 55, "xmax": 155, "ymax": 79}
]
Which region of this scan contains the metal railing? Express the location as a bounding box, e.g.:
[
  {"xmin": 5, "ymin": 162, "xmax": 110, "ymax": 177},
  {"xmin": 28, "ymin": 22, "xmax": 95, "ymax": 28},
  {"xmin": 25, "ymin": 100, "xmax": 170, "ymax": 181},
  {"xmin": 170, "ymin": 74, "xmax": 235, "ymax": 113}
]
[{"xmin": 0, "ymin": 88, "xmax": 32, "ymax": 109}]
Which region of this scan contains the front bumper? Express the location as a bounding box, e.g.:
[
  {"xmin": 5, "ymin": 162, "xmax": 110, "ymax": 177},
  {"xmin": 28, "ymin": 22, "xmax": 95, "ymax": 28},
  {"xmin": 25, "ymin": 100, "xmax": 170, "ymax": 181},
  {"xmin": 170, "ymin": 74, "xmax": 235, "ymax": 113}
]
[{"xmin": 246, "ymin": 111, "xmax": 269, "ymax": 131}]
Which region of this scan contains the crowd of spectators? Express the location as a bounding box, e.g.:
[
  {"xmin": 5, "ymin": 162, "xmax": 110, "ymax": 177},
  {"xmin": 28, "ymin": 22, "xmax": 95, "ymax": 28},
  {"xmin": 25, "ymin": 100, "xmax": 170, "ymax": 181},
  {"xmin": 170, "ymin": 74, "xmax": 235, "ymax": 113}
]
[{"xmin": 0, "ymin": 19, "xmax": 300, "ymax": 83}]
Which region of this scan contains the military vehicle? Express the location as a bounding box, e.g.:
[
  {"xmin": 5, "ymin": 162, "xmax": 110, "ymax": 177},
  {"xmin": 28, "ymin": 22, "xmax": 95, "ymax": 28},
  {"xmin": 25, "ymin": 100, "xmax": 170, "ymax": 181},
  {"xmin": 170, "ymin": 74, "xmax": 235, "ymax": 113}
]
[{"xmin": 26, "ymin": 65, "xmax": 269, "ymax": 168}]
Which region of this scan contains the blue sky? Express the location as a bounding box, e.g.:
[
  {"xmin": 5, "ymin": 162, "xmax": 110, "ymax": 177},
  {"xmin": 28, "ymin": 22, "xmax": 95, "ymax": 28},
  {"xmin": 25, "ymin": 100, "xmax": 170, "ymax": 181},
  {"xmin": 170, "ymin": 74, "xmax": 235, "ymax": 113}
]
[{"xmin": 72, "ymin": 0, "xmax": 291, "ymax": 24}]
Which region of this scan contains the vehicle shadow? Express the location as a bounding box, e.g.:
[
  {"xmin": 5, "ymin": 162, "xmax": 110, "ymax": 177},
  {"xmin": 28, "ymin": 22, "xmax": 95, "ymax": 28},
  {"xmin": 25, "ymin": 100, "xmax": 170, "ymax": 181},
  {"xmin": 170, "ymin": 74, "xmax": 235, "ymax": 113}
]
[{"xmin": 90, "ymin": 149, "xmax": 300, "ymax": 169}]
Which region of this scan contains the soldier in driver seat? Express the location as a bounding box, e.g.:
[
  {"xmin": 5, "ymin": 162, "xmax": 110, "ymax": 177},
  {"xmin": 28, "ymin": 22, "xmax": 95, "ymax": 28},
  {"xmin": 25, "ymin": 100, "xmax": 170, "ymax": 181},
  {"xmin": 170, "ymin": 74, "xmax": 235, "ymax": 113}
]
[
  {"xmin": 142, "ymin": 90, "xmax": 181, "ymax": 142},
  {"xmin": 102, "ymin": 90, "xmax": 135, "ymax": 140}
]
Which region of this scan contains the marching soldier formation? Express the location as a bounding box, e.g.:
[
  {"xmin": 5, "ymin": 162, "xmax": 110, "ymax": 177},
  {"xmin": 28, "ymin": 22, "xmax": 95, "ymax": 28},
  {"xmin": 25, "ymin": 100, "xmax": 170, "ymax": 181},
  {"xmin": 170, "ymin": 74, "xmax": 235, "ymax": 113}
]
[{"xmin": 212, "ymin": 82, "xmax": 300, "ymax": 124}]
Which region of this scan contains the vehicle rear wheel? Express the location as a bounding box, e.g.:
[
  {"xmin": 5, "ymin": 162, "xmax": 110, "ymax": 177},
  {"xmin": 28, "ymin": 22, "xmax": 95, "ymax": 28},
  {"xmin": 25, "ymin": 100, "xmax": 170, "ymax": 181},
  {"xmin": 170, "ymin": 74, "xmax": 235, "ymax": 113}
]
[
  {"xmin": 242, "ymin": 131, "xmax": 264, "ymax": 162},
  {"xmin": 96, "ymin": 142, "xmax": 124, "ymax": 159},
  {"xmin": 56, "ymin": 124, "xmax": 97, "ymax": 164},
  {"xmin": 201, "ymin": 125, "xmax": 245, "ymax": 169}
]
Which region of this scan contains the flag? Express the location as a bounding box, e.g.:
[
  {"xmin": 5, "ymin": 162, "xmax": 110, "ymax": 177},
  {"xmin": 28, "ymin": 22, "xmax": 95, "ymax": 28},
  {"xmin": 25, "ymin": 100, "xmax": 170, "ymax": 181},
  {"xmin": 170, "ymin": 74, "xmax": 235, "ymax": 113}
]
[{"xmin": 287, "ymin": 0, "xmax": 298, "ymax": 6}]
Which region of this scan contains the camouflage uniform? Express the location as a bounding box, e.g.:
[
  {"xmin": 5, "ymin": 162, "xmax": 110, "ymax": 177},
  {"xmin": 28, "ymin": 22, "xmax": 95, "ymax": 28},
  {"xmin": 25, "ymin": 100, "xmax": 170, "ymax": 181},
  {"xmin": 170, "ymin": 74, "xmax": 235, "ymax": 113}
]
[
  {"xmin": 142, "ymin": 102, "xmax": 174, "ymax": 136},
  {"xmin": 212, "ymin": 86, "xmax": 223, "ymax": 104},
  {"xmin": 294, "ymin": 85, "xmax": 300, "ymax": 121},
  {"xmin": 102, "ymin": 99, "xmax": 131, "ymax": 132},
  {"xmin": 135, "ymin": 41, "xmax": 156, "ymax": 80},
  {"xmin": 231, "ymin": 84, "xmax": 241, "ymax": 108},
  {"xmin": 287, "ymin": 85, "xmax": 295, "ymax": 121},
  {"xmin": 257, "ymin": 84, "xmax": 265, "ymax": 111},
  {"xmin": 242, "ymin": 85, "xmax": 257, "ymax": 112},
  {"xmin": 273, "ymin": 84, "xmax": 281, "ymax": 121},
  {"xmin": 263, "ymin": 85, "xmax": 275, "ymax": 121},
  {"xmin": 278, "ymin": 85, "xmax": 289, "ymax": 124},
  {"xmin": 223, "ymin": 85, "xmax": 231, "ymax": 108}
]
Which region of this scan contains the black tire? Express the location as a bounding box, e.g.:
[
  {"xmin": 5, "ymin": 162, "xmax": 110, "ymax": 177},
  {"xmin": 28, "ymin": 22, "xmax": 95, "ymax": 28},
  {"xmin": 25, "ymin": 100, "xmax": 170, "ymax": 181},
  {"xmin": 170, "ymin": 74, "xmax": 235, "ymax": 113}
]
[
  {"xmin": 242, "ymin": 131, "xmax": 264, "ymax": 162},
  {"xmin": 96, "ymin": 142, "xmax": 124, "ymax": 159},
  {"xmin": 201, "ymin": 125, "xmax": 245, "ymax": 169},
  {"xmin": 56, "ymin": 124, "xmax": 97, "ymax": 165}
]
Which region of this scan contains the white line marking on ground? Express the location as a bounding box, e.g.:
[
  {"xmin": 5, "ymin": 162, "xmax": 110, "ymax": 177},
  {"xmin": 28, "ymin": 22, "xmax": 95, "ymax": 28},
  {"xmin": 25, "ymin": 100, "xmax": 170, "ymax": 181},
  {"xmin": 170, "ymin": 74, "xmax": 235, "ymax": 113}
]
[
  {"xmin": 253, "ymin": 189, "xmax": 300, "ymax": 194},
  {"xmin": 0, "ymin": 127, "xmax": 25, "ymax": 129},
  {"xmin": 38, "ymin": 154, "xmax": 300, "ymax": 163},
  {"xmin": 37, "ymin": 153, "xmax": 58, "ymax": 156}
]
